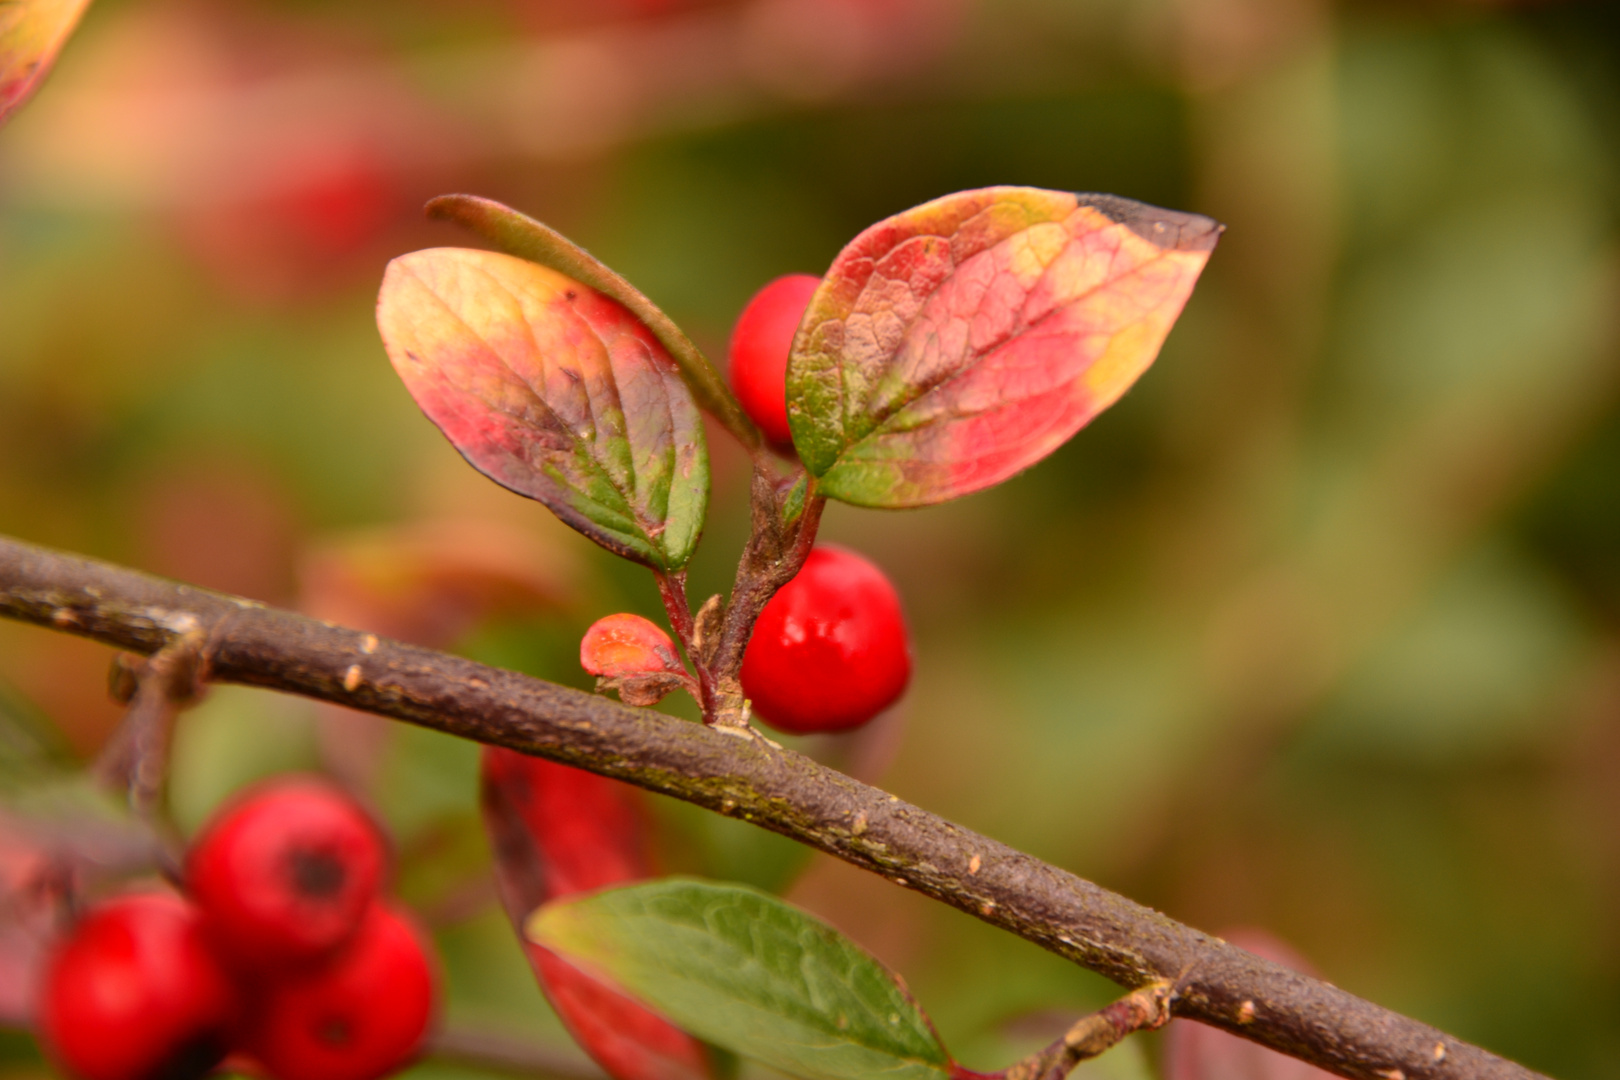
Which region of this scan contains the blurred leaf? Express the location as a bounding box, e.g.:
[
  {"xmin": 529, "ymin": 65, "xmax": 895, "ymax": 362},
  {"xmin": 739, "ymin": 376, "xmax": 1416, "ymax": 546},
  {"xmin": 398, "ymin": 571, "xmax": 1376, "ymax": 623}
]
[
  {"xmin": 378, "ymin": 248, "xmax": 709, "ymax": 570},
  {"xmin": 428, "ymin": 195, "xmax": 759, "ymax": 451},
  {"xmin": 787, "ymin": 187, "xmax": 1219, "ymax": 507},
  {"xmin": 167, "ymin": 686, "xmax": 321, "ymax": 836},
  {"xmin": 528, "ymin": 878, "xmax": 954, "ymax": 1080},
  {"xmin": 376, "ymin": 724, "xmax": 482, "ymax": 843},
  {"xmin": 482, "ymin": 748, "xmax": 718, "ymax": 1080},
  {"xmin": 298, "ymin": 519, "xmax": 577, "ymax": 652},
  {"xmin": 534, "ymin": 948, "xmax": 724, "ymax": 1080},
  {"xmin": 431, "ymin": 908, "xmax": 588, "ymax": 1053},
  {"xmin": 1305, "ymin": 545, "xmax": 1586, "ymax": 761},
  {"xmin": 647, "ymin": 795, "xmax": 811, "ymax": 896},
  {"xmin": 0, "ymin": 0, "xmax": 89, "ymax": 126},
  {"xmin": 0, "ymin": 678, "xmax": 69, "ymax": 788},
  {"xmin": 0, "ymin": 782, "xmax": 160, "ymax": 1025}
]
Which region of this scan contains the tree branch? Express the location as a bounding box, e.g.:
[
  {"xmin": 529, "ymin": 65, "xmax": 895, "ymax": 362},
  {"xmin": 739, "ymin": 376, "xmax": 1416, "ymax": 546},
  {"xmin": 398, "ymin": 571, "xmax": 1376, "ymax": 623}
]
[{"xmin": 0, "ymin": 533, "xmax": 1543, "ymax": 1080}]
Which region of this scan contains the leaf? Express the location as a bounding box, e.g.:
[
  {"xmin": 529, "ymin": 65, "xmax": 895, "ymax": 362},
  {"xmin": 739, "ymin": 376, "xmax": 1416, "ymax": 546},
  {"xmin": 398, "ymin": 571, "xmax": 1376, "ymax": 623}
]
[
  {"xmin": 378, "ymin": 248, "xmax": 709, "ymax": 570},
  {"xmin": 533, "ymin": 948, "xmax": 723, "ymax": 1080},
  {"xmin": 480, "ymin": 748, "xmax": 719, "ymax": 1080},
  {"xmin": 426, "ymin": 194, "xmax": 761, "ymax": 450},
  {"xmin": 0, "ymin": 0, "xmax": 91, "ymax": 127},
  {"xmin": 787, "ymin": 187, "xmax": 1221, "ymax": 507},
  {"xmin": 298, "ymin": 518, "xmax": 575, "ymax": 652},
  {"xmin": 528, "ymin": 878, "xmax": 955, "ymax": 1080}
]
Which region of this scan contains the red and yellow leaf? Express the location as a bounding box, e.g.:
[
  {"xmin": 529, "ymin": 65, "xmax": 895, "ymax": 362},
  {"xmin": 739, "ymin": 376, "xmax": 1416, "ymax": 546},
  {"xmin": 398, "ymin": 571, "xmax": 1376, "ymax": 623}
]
[
  {"xmin": 377, "ymin": 248, "xmax": 708, "ymax": 570},
  {"xmin": 480, "ymin": 748, "xmax": 718, "ymax": 1080},
  {"xmin": 427, "ymin": 194, "xmax": 760, "ymax": 451},
  {"xmin": 787, "ymin": 187, "xmax": 1220, "ymax": 507},
  {"xmin": 0, "ymin": 0, "xmax": 90, "ymax": 126}
]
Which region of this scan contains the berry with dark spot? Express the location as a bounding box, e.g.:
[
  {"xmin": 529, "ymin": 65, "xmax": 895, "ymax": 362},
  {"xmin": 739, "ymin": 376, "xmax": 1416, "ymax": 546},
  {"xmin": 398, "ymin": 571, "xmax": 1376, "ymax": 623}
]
[
  {"xmin": 241, "ymin": 902, "xmax": 437, "ymax": 1080},
  {"xmin": 186, "ymin": 776, "xmax": 386, "ymax": 973},
  {"xmin": 40, "ymin": 891, "xmax": 239, "ymax": 1080}
]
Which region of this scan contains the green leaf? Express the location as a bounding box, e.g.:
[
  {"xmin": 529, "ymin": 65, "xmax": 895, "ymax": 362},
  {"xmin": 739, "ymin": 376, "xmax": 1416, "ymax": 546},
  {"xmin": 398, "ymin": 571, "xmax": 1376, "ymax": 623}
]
[
  {"xmin": 787, "ymin": 187, "xmax": 1221, "ymax": 508},
  {"xmin": 377, "ymin": 247, "xmax": 709, "ymax": 570},
  {"xmin": 527, "ymin": 878, "xmax": 954, "ymax": 1080},
  {"xmin": 0, "ymin": 0, "xmax": 91, "ymax": 126},
  {"xmin": 426, "ymin": 194, "xmax": 762, "ymax": 451}
]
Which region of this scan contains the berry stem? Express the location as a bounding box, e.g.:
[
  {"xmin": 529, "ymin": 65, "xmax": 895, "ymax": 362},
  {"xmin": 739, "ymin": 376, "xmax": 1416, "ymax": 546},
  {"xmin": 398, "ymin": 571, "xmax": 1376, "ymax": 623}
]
[
  {"xmin": 652, "ymin": 568, "xmax": 715, "ymax": 716},
  {"xmin": 95, "ymin": 632, "xmax": 209, "ymax": 858},
  {"xmin": 704, "ymin": 462, "xmax": 825, "ymax": 727}
]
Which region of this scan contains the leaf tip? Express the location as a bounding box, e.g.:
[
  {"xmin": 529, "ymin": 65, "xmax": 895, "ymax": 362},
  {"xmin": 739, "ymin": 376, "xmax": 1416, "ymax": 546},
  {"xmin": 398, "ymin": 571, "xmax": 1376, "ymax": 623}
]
[{"xmin": 1075, "ymin": 193, "xmax": 1224, "ymax": 253}]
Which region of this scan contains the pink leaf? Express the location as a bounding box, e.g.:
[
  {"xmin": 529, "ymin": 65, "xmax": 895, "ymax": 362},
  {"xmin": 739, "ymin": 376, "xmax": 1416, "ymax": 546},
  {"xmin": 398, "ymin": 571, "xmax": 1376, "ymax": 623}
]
[
  {"xmin": 480, "ymin": 747, "xmax": 718, "ymax": 1080},
  {"xmin": 787, "ymin": 187, "xmax": 1220, "ymax": 507},
  {"xmin": 377, "ymin": 248, "xmax": 709, "ymax": 570}
]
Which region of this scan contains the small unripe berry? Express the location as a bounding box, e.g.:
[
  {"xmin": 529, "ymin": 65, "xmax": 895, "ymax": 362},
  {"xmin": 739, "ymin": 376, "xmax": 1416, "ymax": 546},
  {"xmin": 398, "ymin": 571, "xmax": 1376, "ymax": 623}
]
[
  {"xmin": 242, "ymin": 902, "xmax": 437, "ymax": 1080},
  {"xmin": 728, "ymin": 274, "xmax": 820, "ymax": 446},
  {"xmin": 40, "ymin": 892, "xmax": 238, "ymax": 1080},
  {"xmin": 580, "ymin": 613, "xmax": 683, "ymax": 677},
  {"xmin": 186, "ymin": 776, "xmax": 386, "ymax": 973},
  {"xmin": 740, "ymin": 544, "xmax": 911, "ymax": 734}
]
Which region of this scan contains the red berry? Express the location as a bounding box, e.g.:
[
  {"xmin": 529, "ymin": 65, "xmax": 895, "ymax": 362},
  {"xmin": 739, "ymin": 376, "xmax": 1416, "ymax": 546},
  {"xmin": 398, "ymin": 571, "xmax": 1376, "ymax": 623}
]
[
  {"xmin": 728, "ymin": 274, "xmax": 820, "ymax": 446},
  {"xmin": 739, "ymin": 545, "xmax": 911, "ymax": 734},
  {"xmin": 40, "ymin": 892, "xmax": 238, "ymax": 1080},
  {"xmin": 242, "ymin": 902, "xmax": 437, "ymax": 1080},
  {"xmin": 186, "ymin": 776, "xmax": 386, "ymax": 973}
]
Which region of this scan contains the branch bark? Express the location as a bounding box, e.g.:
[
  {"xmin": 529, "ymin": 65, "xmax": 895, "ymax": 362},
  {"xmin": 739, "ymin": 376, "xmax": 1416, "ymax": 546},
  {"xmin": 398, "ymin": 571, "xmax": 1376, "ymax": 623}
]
[{"xmin": 0, "ymin": 533, "xmax": 1545, "ymax": 1080}]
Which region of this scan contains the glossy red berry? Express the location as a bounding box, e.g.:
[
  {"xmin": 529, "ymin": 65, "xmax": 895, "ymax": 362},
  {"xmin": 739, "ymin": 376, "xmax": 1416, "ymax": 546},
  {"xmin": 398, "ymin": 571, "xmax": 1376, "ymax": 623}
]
[
  {"xmin": 739, "ymin": 544, "xmax": 911, "ymax": 734},
  {"xmin": 40, "ymin": 892, "xmax": 238, "ymax": 1080},
  {"xmin": 186, "ymin": 776, "xmax": 386, "ymax": 973},
  {"xmin": 727, "ymin": 273, "xmax": 820, "ymax": 446},
  {"xmin": 242, "ymin": 902, "xmax": 437, "ymax": 1080}
]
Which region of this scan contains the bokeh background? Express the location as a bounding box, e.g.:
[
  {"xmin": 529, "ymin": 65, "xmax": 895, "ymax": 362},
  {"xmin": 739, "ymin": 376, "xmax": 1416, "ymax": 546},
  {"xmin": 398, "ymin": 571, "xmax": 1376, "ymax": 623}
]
[{"xmin": 3, "ymin": 0, "xmax": 1619, "ymax": 1077}]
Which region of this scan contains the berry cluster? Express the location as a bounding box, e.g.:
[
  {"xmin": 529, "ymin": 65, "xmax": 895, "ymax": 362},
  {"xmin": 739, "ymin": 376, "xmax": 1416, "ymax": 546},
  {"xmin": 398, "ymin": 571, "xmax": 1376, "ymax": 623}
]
[{"xmin": 40, "ymin": 777, "xmax": 436, "ymax": 1080}]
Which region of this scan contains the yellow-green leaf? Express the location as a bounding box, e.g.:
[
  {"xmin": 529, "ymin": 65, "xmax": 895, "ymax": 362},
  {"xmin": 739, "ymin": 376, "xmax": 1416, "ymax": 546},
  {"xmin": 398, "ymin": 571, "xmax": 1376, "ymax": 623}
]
[{"xmin": 529, "ymin": 879, "xmax": 955, "ymax": 1080}]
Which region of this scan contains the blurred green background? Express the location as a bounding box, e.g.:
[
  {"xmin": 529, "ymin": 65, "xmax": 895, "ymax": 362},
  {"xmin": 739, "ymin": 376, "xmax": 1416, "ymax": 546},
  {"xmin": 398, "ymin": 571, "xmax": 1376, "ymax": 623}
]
[{"xmin": 3, "ymin": 0, "xmax": 1619, "ymax": 1077}]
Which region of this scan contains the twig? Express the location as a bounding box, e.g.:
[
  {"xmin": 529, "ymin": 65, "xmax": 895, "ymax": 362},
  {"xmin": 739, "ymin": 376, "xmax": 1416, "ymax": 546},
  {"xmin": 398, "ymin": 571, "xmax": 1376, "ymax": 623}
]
[
  {"xmin": 0, "ymin": 533, "xmax": 1545, "ymax": 1080},
  {"xmin": 1003, "ymin": 983, "xmax": 1173, "ymax": 1080},
  {"xmin": 706, "ymin": 464, "xmax": 825, "ymax": 726},
  {"xmin": 428, "ymin": 1026, "xmax": 606, "ymax": 1079},
  {"xmin": 94, "ymin": 632, "xmax": 208, "ymax": 856},
  {"xmin": 653, "ymin": 568, "xmax": 715, "ymax": 718}
]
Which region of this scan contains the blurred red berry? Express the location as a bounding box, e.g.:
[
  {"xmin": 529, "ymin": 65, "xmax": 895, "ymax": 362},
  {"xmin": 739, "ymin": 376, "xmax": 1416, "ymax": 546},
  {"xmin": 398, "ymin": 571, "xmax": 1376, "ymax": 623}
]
[
  {"xmin": 242, "ymin": 902, "xmax": 437, "ymax": 1080},
  {"xmin": 40, "ymin": 892, "xmax": 238, "ymax": 1080},
  {"xmin": 740, "ymin": 544, "xmax": 911, "ymax": 734},
  {"xmin": 728, "ymin": 274, "xmax": 821, "ymax": 446},
  {"xmin": 186, "ymin": 776, "xmax": 386, "ymax": 973}
]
